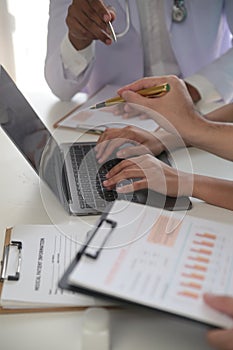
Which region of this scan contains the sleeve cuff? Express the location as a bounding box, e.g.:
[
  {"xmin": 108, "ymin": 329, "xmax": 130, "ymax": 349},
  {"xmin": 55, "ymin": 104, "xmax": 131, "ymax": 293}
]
[
  {"xmin": 184, "ymin": 74, "xmax": 222, "ymax": 103},
  {"xmin": 60, "ymin": 33, "xmax": 95, "ymax": 77}
]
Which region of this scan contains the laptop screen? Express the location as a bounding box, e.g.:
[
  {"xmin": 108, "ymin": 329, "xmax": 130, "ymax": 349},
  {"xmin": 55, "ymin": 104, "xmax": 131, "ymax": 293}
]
[
  {"xmin": 0, "ymin": 65, "xmax": 52, "ymax": 174},
  {"xmin": 0, "ymin": 65, "xmax": 69, "ymax": 209}
]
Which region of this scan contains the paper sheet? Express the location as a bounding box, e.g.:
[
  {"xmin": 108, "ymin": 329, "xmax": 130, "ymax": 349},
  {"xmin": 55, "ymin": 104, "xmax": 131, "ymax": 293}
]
[
  {"xmin": 1, "ymin": 223, "xmax": 113, "ymax": 308},
  {"xmin": 56, "ymin": 85, "xmax": 159, "ymax": 132},
  {"xmin": 68, "ymin": 201, "xmax": 233, "ymax": 328}
]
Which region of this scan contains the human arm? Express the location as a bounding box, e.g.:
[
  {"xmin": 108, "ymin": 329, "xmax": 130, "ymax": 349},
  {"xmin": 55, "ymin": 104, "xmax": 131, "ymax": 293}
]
[
  {"xmin": 118, "ymin": 76, "xmax": 233, "ymax": 161},
  {"xmin": 44, "ymin": 0, "xmax": 115, "ymax": 100},
  {"xmin": 103, "ymin": 154, "xmax": 233, "ymax": 211},
  {"xmin": 203, "ymin": 294, "xmax": 233, "ymax": 350},
  {"xmin": 205, "ymin": 103, "xmax": 233, "ymax": 122},
  {"xmin": 45, "ymin": 0, "xmax": 94, "ymax": 100}
]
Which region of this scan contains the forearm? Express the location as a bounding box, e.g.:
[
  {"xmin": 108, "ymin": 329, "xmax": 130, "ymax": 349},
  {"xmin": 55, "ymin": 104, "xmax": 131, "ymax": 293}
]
[
  {"xmin": 205, "ymin": 103, "xmax": 233, "ymax": 122},
  {"xmin": 192, "ymin": 174, "xmax": 233, "ymax": 211},
  {"xmin": 45, "ymin": 52, "xmax": 91, "ymax": 100},
  {"xmin": 184, "ymin": 118, "xmax": 233, "ymax": 161},
  {"xmin": 45, "ymin": 0, "xmax": 96, "ymax": 100}
]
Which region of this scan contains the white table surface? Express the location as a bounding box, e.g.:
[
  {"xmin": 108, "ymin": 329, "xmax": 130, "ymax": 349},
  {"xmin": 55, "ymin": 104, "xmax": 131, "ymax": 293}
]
[{"xmin": 0, "ymin": 89, "xmax": 232, "ymax": 350}]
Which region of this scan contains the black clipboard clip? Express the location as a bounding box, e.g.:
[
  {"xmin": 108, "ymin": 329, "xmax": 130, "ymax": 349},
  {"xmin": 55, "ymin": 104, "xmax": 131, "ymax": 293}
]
[
  {"xmin": 80, "ymin": 218, "xmax": 117, "ymax": 260},
  {"xmin": 59, "ymin": 217, "xmax": 117, "ymax": 294},
  {"xmin": 0, "ymin": 241, "xmax": 22, "ymax": 282}
]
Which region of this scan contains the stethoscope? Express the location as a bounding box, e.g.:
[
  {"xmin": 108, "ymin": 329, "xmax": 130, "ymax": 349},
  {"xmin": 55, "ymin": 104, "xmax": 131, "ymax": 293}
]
[
  {"xmin": 115, "ymin": 0, "xmax": 130, "ymax": 39},
  {"xmin": 115, "ymin": 0, "xmax": 187, "ymax": 39},
  {"xmin": 172, "ymin": 0, "xmax": 187, "ymax": 22}
]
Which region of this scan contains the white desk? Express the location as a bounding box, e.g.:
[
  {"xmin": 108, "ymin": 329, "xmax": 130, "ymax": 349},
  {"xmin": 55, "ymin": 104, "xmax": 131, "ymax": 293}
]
[{"xmin": 1, "ymin": 90, "xmax": 232, "ymax": 350}]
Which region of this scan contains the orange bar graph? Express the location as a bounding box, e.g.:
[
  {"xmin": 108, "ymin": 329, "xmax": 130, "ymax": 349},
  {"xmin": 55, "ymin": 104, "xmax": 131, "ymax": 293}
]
[
  {"xmin": 178, "ymin": 290, "xmax": 199, "ymax": 299},
  {"xmin": 190, "ymin": 248, "xmax": 212, "ymax": 255},
  {"xmin": 177, "ymin": 230, "xmax": 218, "ymax": 300},
  {"xmin": 193, "ymin": 240, "xmax": 214, "ymax": 248},
  {"xmin": 185, "ymin": 264, "xmax": 207, "ymax": 272},
  {"xmin": 195, "ymin": 233, "xmax": 216, "ymax": 240},
  {"xmin": 182, "ymin": 272, "xmax": 205, "ymax": 281},
  {"xmin": 180, "ymin": 282, "xmax": 202, "ymax": 290},
  {"xmin": 188, "ymin": 256, "xmax": 210, "ymax": 264}
]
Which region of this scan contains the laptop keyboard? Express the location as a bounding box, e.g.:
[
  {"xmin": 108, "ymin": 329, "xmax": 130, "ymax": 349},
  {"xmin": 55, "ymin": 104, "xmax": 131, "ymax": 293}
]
[{"xmin": 70, "ymin": 144, "xmax": 137, "ymax": 211}]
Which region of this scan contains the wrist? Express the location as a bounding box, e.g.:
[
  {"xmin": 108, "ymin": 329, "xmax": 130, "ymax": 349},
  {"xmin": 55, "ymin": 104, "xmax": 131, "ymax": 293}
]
[
  {"xmin": 152, "ymin": 129, "xmax": 167, "ymax": 155},
  {"xmin": 155, "ymin": 129, "xmax": 186, "ymax": 153},
  {"xmin": 192, "ymin": 174, "xmax": 212, "ymax": 201},
  {"xmin": 182, "ymin": 111, "xmax": 210, "ymax": 147},
  {"xmin": 178, "ymin": 171, "xmax": 194, "ymax": 197},
  {"xmin": 68, "ymin": 32, "xmax": 92, "ymax": 51}
]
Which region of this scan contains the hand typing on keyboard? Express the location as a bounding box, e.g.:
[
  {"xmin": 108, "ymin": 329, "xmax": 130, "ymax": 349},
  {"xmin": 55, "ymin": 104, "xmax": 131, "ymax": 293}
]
[
  {"xmin": 96, "ymin": 158, "xmax": 122, "ymax": 202},
  {"xmin": 70, "ymin": 143, "xmax": 138, "ymax": 213},
  {"xmin": 95, "ymin": 126, "xmax": 175, "ymax": 164},
  {"xmin": 102, "ymin": 153, "xmax": 192, "ymax": 199}
]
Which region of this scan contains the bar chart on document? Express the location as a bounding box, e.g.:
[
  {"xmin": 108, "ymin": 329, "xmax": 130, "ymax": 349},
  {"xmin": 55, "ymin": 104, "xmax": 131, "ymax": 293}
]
[
  {"xmin": 65, "ymin": 201, "xmax": 233, "ymax": 326},
  {"xmin": 167, "ymin": 220, "xmax": 233, "ymax": 305}
]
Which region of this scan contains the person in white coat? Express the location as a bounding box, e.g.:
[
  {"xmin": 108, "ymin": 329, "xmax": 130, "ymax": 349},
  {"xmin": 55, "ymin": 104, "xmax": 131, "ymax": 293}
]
[{"xmin": 45, "ymin": 0, "xmax": 233, "ymax": 104}]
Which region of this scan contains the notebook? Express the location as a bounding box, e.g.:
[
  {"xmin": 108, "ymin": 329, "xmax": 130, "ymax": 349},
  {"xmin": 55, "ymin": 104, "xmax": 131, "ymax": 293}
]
[{"xmin": 0, "ymin": 65, "xmax": 191, "ymax": 215}]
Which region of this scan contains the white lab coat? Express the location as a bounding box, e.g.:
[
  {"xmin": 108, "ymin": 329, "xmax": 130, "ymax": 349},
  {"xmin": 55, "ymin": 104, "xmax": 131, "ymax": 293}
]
[{"xmin": 45, "ymin": 0, "xmax": 233, "ymax": 102}]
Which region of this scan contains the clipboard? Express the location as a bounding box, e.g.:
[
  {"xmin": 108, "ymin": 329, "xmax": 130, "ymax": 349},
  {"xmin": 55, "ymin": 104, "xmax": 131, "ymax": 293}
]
[
  {"xmin": 59, "ymin": 215, "xmax": 121, "ymax": 300},
  {"xmin": 0, "ymin": 226, "xmax": 114, "ymax": 314},
  {"xmin": 0, "ymin": 228, "xmax": 87, "ymax": 314},
  {"xmin": 59, "ymin": 200, "xmax": 233, "ymax": 329}
]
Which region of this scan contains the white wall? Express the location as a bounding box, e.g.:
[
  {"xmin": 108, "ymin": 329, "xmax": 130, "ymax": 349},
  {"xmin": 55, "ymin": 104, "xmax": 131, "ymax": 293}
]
[
  {"xmin": 7, "ymin": 0, "xmax": 50, "ymax": 92},
  {"xmin": 0, "ymin": 0, "xmax": 15, "ymax": 79}
]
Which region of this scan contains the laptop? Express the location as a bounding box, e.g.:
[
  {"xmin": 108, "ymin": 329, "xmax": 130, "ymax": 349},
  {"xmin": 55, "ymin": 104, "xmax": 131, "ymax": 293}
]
[{"xmin": 0, "ymin": 66, "xmax": 192, "ymax": 215}]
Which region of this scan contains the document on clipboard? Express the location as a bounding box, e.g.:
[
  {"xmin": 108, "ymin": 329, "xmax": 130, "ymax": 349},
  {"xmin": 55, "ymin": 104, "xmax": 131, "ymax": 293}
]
[
  {"xmin": 0, "ymin": 223, "xmax": 115, "ymax": 313},
  {"xmin": 60, "ymin": 200, "xmax": 233, "ymax": 329},
  {"xmin": 54, "ymin": 85, "xmax": 159, "ymax": 134}
]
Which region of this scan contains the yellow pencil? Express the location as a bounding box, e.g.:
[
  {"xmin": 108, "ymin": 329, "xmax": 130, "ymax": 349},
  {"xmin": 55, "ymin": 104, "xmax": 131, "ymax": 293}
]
[{"xmin": 90, "ymin": 83, "xmax": 170, "ymax": 109}]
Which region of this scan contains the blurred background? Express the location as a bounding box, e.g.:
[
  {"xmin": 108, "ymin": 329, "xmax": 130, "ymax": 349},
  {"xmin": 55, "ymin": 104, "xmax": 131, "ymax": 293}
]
[{"xmin": 0, "ymin": 0, "xmax": 49, "ymax": 92}]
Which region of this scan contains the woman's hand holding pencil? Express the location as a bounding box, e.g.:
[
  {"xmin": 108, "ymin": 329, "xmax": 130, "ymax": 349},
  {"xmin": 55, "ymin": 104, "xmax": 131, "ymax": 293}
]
[
  {"xmin": 90, "ymin": 83, "xmax": 170, "ymax": 109},
  {"xmin": 93, "ymin": 75, "xmax": 205, "ymax": 140}
]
